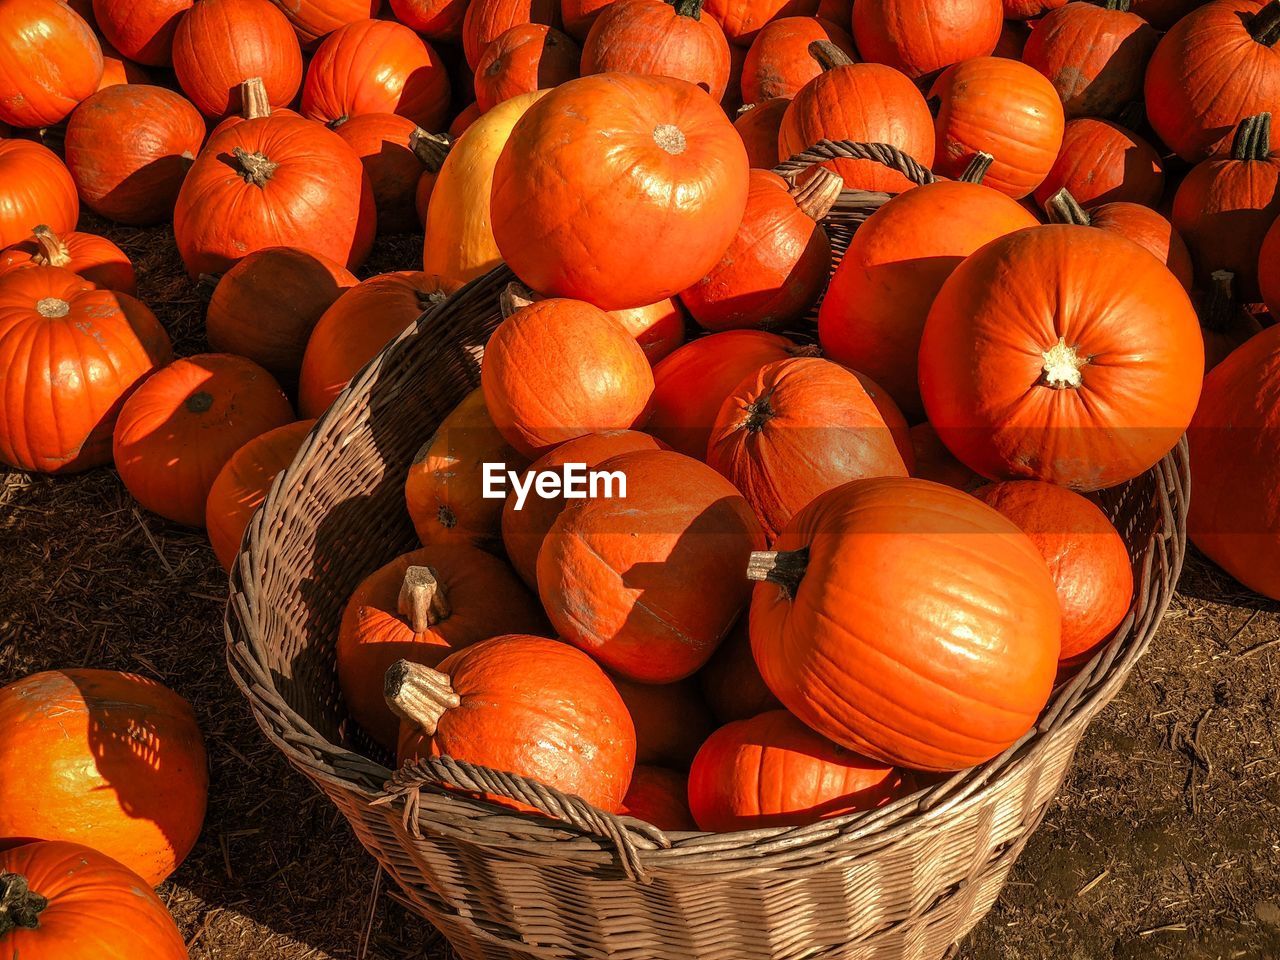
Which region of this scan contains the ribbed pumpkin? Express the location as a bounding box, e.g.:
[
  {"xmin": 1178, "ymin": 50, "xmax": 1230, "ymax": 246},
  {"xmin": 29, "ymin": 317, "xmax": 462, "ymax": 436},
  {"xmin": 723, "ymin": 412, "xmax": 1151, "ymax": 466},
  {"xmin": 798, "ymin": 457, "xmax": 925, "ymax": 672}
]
[
  {"xmin": 0, "ymin": 841, "xmax": 189, "ymax": 959},
  {"xmin": 612, "ymin": 676, "xmax": 716, "ymax": 769},
  {"xmin": 778, "ymin": 43, "xmax": 934, "ymax": 192},
  {"xmin": 113, "ymin": 353, "xmax": 294, "ymax": 526},
  {"xmin": 539, "ymin": 449, "xmax": 765, "ymax": 682},
  {"xmin": 1171, "ymin": 114, "xmax": 1280, "ymax": 301},
  {"xmin": 298, "ymin": 272, "xmax": 460, "ymax": 418},
  {"xmin": 560, "ymin": 0, "xmax": 611, "ymax": 39},
  {"xmin": 93, "ymin": 0, "xmax": 192, "ymax": 65},
  {"xmin": 581, "ymin": 0, "xmax": 733, "ymax": 102},
  {"xmin": 391, "ymin": 635, "xmax": 636, "ymax": 812},
  {"xmin": 301, "ymin": 19, "xmax": 452, "ymax": 130},
  {"xmin": 608, "ymin": 299, "xmax": 687, "ymax": 363},
  {"xmin": 491, "ymin": 74, "xmax": 750, "ymax": 310},
  {"xmin": 474, "ymin": 23, "xmax": 580, "ymax": 111},
  {"xmin": 0, "ymin": 139, "xmax": 79, "ymax": 251},
  {"xmin": 0, "ymin": 227, "xmax": 135, "ymax": 294},
  {"xmin": 338, "ymin": 548, "xmax": 548, "ymax": 749},
  {"xmin": 0, "ymin": 0, "xmax": 103, "ymax": 127},
  {"xmin": 173, "ymin": 114, "xmax": 376, "ymax": 277},
  {"xmin": 0, "ymin": 267, "xmax": 170, "ymax": 474},
  {"xmin": 733, "ymin": 97, "xmax": 789, "ymax": 167},
  {"xmin": 919, "ymin": 225, "xmax": 1203, "ymax": 491},
  {"xmin": 851, "ymin": 0, "xmax": 1001, "ymax": 79},
  {"xmin": 1032, "ymin": 118, "xmax": 1164, "ymax": 210},
  {"xmin": 929, "ymin": 56, "xmax": 1064, "ymax": 199},
  {"xmin": 390, "ymin": 0, "xmax": 469, "ymax": 40},
  {"xmin": 702, "ymin": 0, "xmax": 820, "ymax": 47},
  {"xmin": 1003, "ymin": 0, "xmax": 1066, "ymax": 15},
  {"xmin": 1145, "ymin": 0, "xmax": 1280, "ymax": 163},
  {"xmin": 462, "ymin": 0, "xmax": 561, "ymax": 67},
  {"xmin": 908, "ymin": 421, "xmax": 983, "ymax": 492},
  {"xmin": 740, "ymin": 16, "xmax": 853, "ymax": 102},
  {"xmin": 331, "ymin": 114, "xmax": 440, "ymax": 235},
  {"xmin": 272, "ymin": 0, "xmax": 379, "ymax": 45},
  {"xmin": 698, "ymin": 616, "xmax": 780, "ymax": 723},
  {"xmin": 0, "ymin": 670, "xmax": 208, "ymax": 885},
  {"xmin": 620, "ymin": 767, "xmax": 696, "ymax": 831},
  {"xmin": 98, "ymin": 38, "xmax": 153, "ymax": 88},
  {"xmin": 688, "ymin": 710, "xmax": 910, "ymax": 831}
]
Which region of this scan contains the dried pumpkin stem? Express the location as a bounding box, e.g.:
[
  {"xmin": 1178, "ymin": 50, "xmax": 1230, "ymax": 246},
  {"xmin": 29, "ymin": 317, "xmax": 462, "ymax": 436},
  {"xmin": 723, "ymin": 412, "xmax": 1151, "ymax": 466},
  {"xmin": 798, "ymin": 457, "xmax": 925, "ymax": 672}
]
[
  {"xmin": 237, "ymin": 77, "xmax": 272, "ymax": 120},
  {"xmin": 1231, "ymin": 113, "xmax": 1272, "ymax": 161},
  {"xmin": 416, "ymin": 288, "xmax": 449, "ymax": 310},
  {"xmin": 746, "ymin": 547, "xmax": 810, "ymax": 595},
  {"xmin": 1040, "ymin": 338, "xmax": 1087, "ymax": 389},
  {"xmin": 1248, "ymin": 0, "xmax": 1280, "ymax": 45},
  {"xmin": 808, "ymin": 40, "xmax": 854, "ymax": 71},
  {"xmin": 789, "ymin": 167, "xmax": 844, "ymax": 221},
  {"xmin": 35, "ymin": 297, "xmax": 69, "ymax": 319},
  {"xmin": 669, "ymin": 0, "xmax": 704, "ymax": 18},
  {"xmin": 231, "ymin": 147, "xmax": 278, "ymax": 186},
  {"xmin": 30, "ymin": 225, "xmax": 70, "ymax": 267},
  {"xmin": 959, "ymin": 152, "xmax": 994, "ymax": 184},
  {"xmin": 499, "ymin": 281, "xmax": 536, "ymax": 318},
  {"xmin": 384, "ymin": 659, "xmax": 460, "ymax": 736},
  {"xmin": 736, "ymin": 102, "xmax": 757, "ymax": 117},
  {"xmin": 1044, "ymin": 188, "xmax": 1092, "ymax": 226},
  {"xmin": 398, "ymin": 565, "xmax": 452, "ymax": 631},
  {"xmin": 410, "ymin": 129, "xmax": 452, "ymax": 172},
  {"xmin": 1096, "ymin": 0, "xmax": 1130, "ymax": 10},
  {"xmin": 0, "ymin": 873, "xmax": 47, "ymax": 937}
]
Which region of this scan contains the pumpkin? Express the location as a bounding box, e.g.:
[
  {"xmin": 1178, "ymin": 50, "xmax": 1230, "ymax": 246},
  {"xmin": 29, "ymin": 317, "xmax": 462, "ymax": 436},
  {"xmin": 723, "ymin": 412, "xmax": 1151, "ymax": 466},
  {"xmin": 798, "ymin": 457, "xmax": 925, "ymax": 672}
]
[
  {"xmin": 463, "ymin": 0, "xmax": 561, "ymax": 68},
  {"xmin": 647, "ymin": 328, "xmax": 797, "ymax": 457},
  {"xmin": 607, "ymin": 298, "xmax": 687, "ymax": 363},
  {"xmin": 0, "ymin": 0, "xmax": 103, "ymax": 127},
  {"xmin": 1198, "ymin": 270, "xmax": 1263, "ymax": 372},
  {"xmin": 852, "ymin": 0, "xmax": 1000, "ymax": 80},
  {"xmin": 205, "ymin": 76, "xmax": 299, "ymax": 138},
  {"xmin": 113, "ymin": 353, "xmax": 294, "ymax": 526},
  {"xmin": 390, "ymin": 0, "xmax": 469, "ymax": 41},
  {"xmin": 491, "ymin": 74, "xmax": 751, "ymax": 310},
  {"xmin": 423, "ymin": 91, "xmax": 548, "ymax": 286},
  {"xmin": 0, "ymin": 669, "xmax": 208, "ymax": 885},
  {"xmin": 1022, "ymin": 0, "xmax": 1157, "ymax": 120},
  {"xmin": 0, "ymin": 226, "xmax": 135, "ymax": 294},
  {"xmin": 777, "ymin": 42, "xmax": 935, "ymax": 192},
  {"xmin": 98, "ymin": 38, "xmax": 152, "ymax": 88},
  {"xmin": 63, "ymin": 83, "xmax": 205, "ymax": 225},
  {"xmin": 1188, "ymin": 323, "xmax": 1280, "ymax": 598},
  {"xmin": 702, "ymin": 0, "xmax": 819, "ymax": 47},
  {"xmin": 734, "ymin": 98, "xmax": 789, "ymax": 167},
  {"xmin": 481, "ymin": 292, "xmax": 654, "ymax": 456},
  {"xmin": 273, "ymin": 0, "xmax": 379, "ymax": 45},
  {"xmin": 1031, "ymin": 118, "xmax": 1164, "ymax": 210},
  {"xmin": 908, "ymin": 421, "xmax": 983, "ymax": 491},
  {"xmin": 298, "ymin": 271, "xmax": 460, "ymax": 417},
  {"xmin": 1259, "ymin": 210, "xmax": 1280, "ymax": 316},
  {"xmin": 560, "ymin": 0, "xmax": 611, "ymax": 39},
  {"xmin": 475, "ymin": 23, "xmax": 580, "ymax": 111},
  {"xmin": 538, "ymin": 449, "xmax": 765, "ymax": 681},
  {"xmin": 0, "ymin": 141, "xmax": 77, "ymax": 251},
  {"xmin": 1129, "ymin": 0, "xmax": 1202, "ymax": 28},
  {"xmin": 331, "ymin": 114, "xmax": 438, "ymax": 235},
  {"xmin": 724, "ymin": 32, "xmax": 747, "ymax": 108},
  {"xmin": 818, "ymin": 171, "xmax": 1037, "ymax": 421},
  {"xmin": 205, "ymin": 246, "xmax": 357, "ymax": 385},
  {"xmin": 0, "ymin": 266, "xmax": 170, "ymax": 473},
  {"xmin": 740, "ymin": 16, "xmax": 853, "ymax": 103},
  {"xmin": 339, "ymin": 550, "xmax": 548, "ymax": 750},
  {"xmin": 581, "ymin": 0, "xmax": 732, "ymax": 101},
  {"xmin": 1002, "ymin": 0, "xmax": 1066, "ymax": 16},
  {"xmin": 688, "ymin": 710, "xmax": 910, "ymax": 831},
  {"xmin": 1145, "ymin": 0, "xmax": 1280, "ymax": 163},
  {"xmin": 93, "ymin": 0, "xmax": 191, "ymax": 65},
  {"xmin": 815, "ymin": 0, "xmax": 849, "ymax": 27},
  {"xmin": 698, "ymin": 617, "xmax": 780, "ymax": 722},
  {"xmin": 993, "ymin": 16, "xmax": 1029, "ymax": 57},
  {"xmin": 620, "ymin": 766, "xmax": 696, "ymax": 831},
  {"xmin": 1171, "ymin": 113, "xmax": 1280, "ymax": 301},
  {"xmin": 501, "ymin": 429, "xmax": 664, "ymax": 587},
  {"xmin": 173, "ymin": 114, "xmax": 376, "ymax": 277},
  {"xmin": 405, "ymin": 387, "xmax": 529, "ymax": 552},
  {"xmin": 390, "ymin": 635, "xmax": 636, "ymax": 812},
  {"xmin": 301, "ymin": 19, "xmax": 452, "ymax": 130},
  {"xmin": 414, "ymin": 132, "xmax": 450, "ymax": 227},
  {"xmin": 680, "ymin": 168, "xmax": 837, "ymax": 332},
  {"xmin": 612, "ymin": 676, "xmax": 715, "ymax": 769},
  {"xmin": 929, "ymin": 56, "xmax": 1065, "ymax": 199},
  {"xmin": 0, "ymin": 840, "xmax": 189, "ymax": 959},
  {"xmin": 918, "ymin": 225, "xmax": 1203, "ymax": 491}
]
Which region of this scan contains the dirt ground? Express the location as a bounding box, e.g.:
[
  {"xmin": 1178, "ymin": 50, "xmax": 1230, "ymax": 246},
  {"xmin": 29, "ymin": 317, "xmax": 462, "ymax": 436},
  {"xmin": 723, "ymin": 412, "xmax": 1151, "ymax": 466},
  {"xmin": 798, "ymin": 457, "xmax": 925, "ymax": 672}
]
[{"xmin": 2, "ymin": 222, "xmax": 1279, "ymax": 960}]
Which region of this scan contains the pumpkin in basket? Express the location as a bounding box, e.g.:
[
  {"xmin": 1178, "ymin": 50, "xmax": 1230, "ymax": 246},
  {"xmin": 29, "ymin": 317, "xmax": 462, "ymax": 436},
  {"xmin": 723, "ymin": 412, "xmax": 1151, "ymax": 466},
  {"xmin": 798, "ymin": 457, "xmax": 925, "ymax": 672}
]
[
  {"xmin": 698, "ymin": 616, "xmax": 780, "ymax": 723},
  {"xmin": 688, "ymin": 710, "xmax": 911, "ymax": 831},
  {"xmin": 462, "ymin": 0, "xmax": 561, "ymax": 68},
  {"xmin": 733, "ymin": 98, "xmax": 789, "ymax": 168},
  {"xmin": 390, "ymin": 635, "xmax": 636, "ymax": 812},
  {"xmin": 0, "ymin": 670, "xmax": 208, "ymax": 886},
  {"xmin": 475, "ymin": 24, "xmax": 580, "ymax": 111},
  {"xmin": 740, "ymin": 16, "xmax": 854, "ymax": 103},
  {"xmin": 609, "ymin": 298, "xmax": 687, "ymax": 364},
  {"xmin": 1032, "ymin": 119, "xmax": 1164, "ymax": 210},
  {"xmin": 0, "ymin": 0, "xmax": 103, "ymax": 128},
  {"xmin": 851, "ymin": 0, "xmax": 1001, "ymax": 80},
  {"xmin": 620, "ymin": 766, "xmax": 696, "ymax": 831},
  {"xmin": 339, "ymin": 547, "xmax": 548, "ymax": 750},
  {"xmin": 749, "ymin": 477, "xmax": 1062, "ymax": 771},
  {"xmin": 0, "ymin": 141, "xmax": 79, "ymax": 251},
  {"xmin": 612, "ymin": 676, "xmax": 715, "ymax": 769},
  {"xmin": 93, "ymin": 0, "xmax": 192, "ymax": 66},
  {"xmin": 0, "ymin": 226, "xmax": 135, "ymax": 294},
  {"xmin": 491, "ymin": 73, "xmax": 750, "ymax": 310}
]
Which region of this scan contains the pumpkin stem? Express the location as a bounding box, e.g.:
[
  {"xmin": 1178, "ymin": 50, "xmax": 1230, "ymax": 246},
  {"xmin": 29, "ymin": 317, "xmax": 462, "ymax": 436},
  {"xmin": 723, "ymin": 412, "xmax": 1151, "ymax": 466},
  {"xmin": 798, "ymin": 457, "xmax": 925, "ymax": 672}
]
[
  {"xmin": 35, "ymin": 297, "xmax": 70, "ymax": 319},
  {"xmin": 788, "ymin": 344, "xmax": 822, "ymax": 358},
  {"xmin": 499, "ymin": 282, "xmax": 535, "ymax": 318},
  {"xmin": 185, "ymin": 391, "xmax": 214, "ymax": 414},
  {"xmin": 668, "ymin": 0, "xmax": 704, "ymax": 18},
  {"xmin": 652, "ymin": 123, "xmax": 687, "ymax": 155},
  {"xmin": 326, "ymin": 116, "xmax": 348, "ymax": 130},
  {"xmin": 789, "ymin": 167, "xmax": 844, "ymax": 221},
  {"xmin": 1044, "ymin": 188, "xmax": 1092, "ymax": 226},
  {"xmin": 958, "ymin": 152, "xmax": 994, "ymax": 184},
  {"xmin": 1094, "ymin": 0, "xmax": 1130, "ymax": 9},
  {"xmin": 231, "ymin": 146, "xmax": 278, "ymax": 186},
  {"xmin": 384, "ymin": 659, "xmax": 460, "ymax": 736},
  {"xmin": 1248, "ymin": 0, "xmax": 1280, "ymax": 45},
  {"xmin": 416, "ymin": 288, "xmax": 449, "ymax": 310},
  {"xmin": 0, "ymin": 872, "xmax": 48, "ymax": 937},
  {"xmin": 237, "ymin": 77, "xmax": 273, "ymax": 120},
  {"xmin": 1231, "ymin": 113, "xmax": 1272, "ymax": 161},
  {"xmin": 1202, "ymin": 270, "xmax": 1238, "ymax": 334},
  {"xmin": 741, "ymin": 391, "xmax": 777, "ymax": 433},
  {"xmin": 736, "ymin": 102, "xmax": 757, "ymax": 117},
  {"xmin": 1040, "ymin": 337, "xmax": 1088, "ymax": 389},
  {"xmin": 746, "ymin": 548, "xmax": 810, "ymax": 596},
  {"xmin": 30, "ymin": 225, "xmax": 71, "ymax": 267},
  {"xmin": 410, "ymin": 129, "xmax": 452, "ymax": 172},
  {"xmin": 398, "ymin": 565, "xmax": 452, "ymax": 631},
  {"xmin": 809, "ymin": 40, "xmax": 854, "ymax": 71}
]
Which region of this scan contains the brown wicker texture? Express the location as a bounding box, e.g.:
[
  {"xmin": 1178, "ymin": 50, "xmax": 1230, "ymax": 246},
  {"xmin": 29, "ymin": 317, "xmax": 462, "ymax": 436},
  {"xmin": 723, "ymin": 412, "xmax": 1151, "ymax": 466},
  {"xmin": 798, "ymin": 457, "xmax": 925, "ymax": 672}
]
[{"xmin": 226, "ymin": 140, "xmax": 1189, "ymax": 960}]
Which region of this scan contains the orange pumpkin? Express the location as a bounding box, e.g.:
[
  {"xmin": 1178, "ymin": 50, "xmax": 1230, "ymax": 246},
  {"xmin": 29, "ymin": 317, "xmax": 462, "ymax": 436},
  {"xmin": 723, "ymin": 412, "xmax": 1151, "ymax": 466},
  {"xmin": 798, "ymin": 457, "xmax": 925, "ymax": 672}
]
[
  {"xmin": 97, "ymin": 39, "xmax": 152, "ymax": 89},
  {"xmin": 462, "ymin": 0, "xmax": 561, "ymax": 68},
  {"xmin": 331, "ymin": 113, "xmax": 441, "ymax": 235},
  {"xmin": 448, "ymin": 101, "xmax": 483, "ymax": 138},
  {"xmin": 273, "ymin": 0, "xmax": 379, "ymax": 45},
  {"xmin": 612, "ymin": 676, "xmax": 715, "ymax": 769},
  {"xmin": 93, "ymin": 0, "xmax": 191, "ymax": 65},
  {"xmin": 852, "ymin": 0, "xmax": 1001, "ymax": 79},
  {"xmin": 474, "ymin": 23, "xmax": 580, "ymax": 111},
  {"xmin": 1197, "ymin": 270, "xmax": 1263, "ymax": 372},
  {"xmin": 608, "ymin": 298, "xmax": 687, "ymax": 363},
  {"xmin": 0, "ymin": 226, "xmax": 135, "ymax": 294},
  {"xmin": 0, "ymin": 140, "xmax": 78, "ymax": 250},
  {"xmin": 740, "ymin": 16, "xmax": 853, "ymax": 103},
  {"xmin": 560, "ymin": 0, "xmax": 611, "ymax": 39},
  {"xmin": 0, "ymin": 0, "xmax": 103, "ymax": 127},
  {"xmin": 908, "ymin": 421, "xmax": 983, "ymax": 492},
  {"xmin": 697, "ymin": 616, "xmax": 780, "ymax": 723},
  {"xmin": 733, "ymin": 97, "xmax": 789, "ymax": 167},
  {"xmin": 1033, "ymin": 118, "xmax": 1164, "ymax": 210},
  {"xmin": 390, "ymin": 0, "xmax": 469, "ymax": 41},
  {"xmin": 701, "ymin": 0, "xmax": 819, "ymax": 47},
  {"xmin": 620, "ymin": 766, "xmax": 696, "ymax": 831}
]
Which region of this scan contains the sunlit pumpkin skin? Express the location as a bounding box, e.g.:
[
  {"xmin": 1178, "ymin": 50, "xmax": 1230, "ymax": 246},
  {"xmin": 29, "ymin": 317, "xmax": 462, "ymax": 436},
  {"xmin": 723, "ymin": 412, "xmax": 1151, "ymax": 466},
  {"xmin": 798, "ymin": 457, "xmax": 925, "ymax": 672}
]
[
  {"xmin": 0, "ymin": 140, "xmax": 78, "ymax": 253},
  {"xmin": 0, "ymin": 267, "xmax": 170, "ymax": 474},
  {"xmin": 612, "ymin": 676, "xmax": 715, "ymax": 769},
  {"xmin": 1044, "ymin": 192, "xmax": 1194, "ymax": 291},
  {"xmin": 908, "ymin": 421, "xmax": 983, "ymax": 492},
  {"xmin": 98, "ymin": 38, "xmax": 152, "ymax": 88},
  {"xmin": 818, "ymin": 179, "xmax": 1036, "ymax": 422},
  {"xmin": 0, "ymin": 227, "xmax": 135, "ymax": 294},
  {"xmin": 302, "ymin": 19, "xmax": 452, "ymax": 130},
  {"xmin": 851, "ymin": 0, "xmax": 1000, "ymax": 80},
  {"xmin": 272, "ymin": 0, "xmax": 379, "ymax": 45},
  {"xmin": 581, "ymin": 0, "xmax": 732, "ymax": 101},
  {"xmin": 0, "ymin": 669, "xmax": 209, "ymax": 885},
  {"xmin": 94, "ymin": 0, "xmax": 192, "ymax": 65},
  {"xmin": 702, "ymin": 0, "xmax": 819, "ymax": 47},
  {"xmin": 492, "ymin": 74, "xmax": 750, "ymax": 310},
  {"xmin": 0, "ymin": 0, "xmax": 103, "ymax": 127},
  {"xmin": 462, "ymin": 0, "xmax": 561, "ymax": 68},
  {"xmin": 331, "ymin": 113, "xmax": 433, "ymax": 236},
  {"xmin": 390, "ymin": 0, "xmax": 468, "ymax": 40},
  {"xmin": 1145, "ymin": 0, "xmax": 1280, "ymax": 163},
  {"xmin": 0, "ymin": 840, "xmax": 189, "ymax": 959},
  {"xmin": 394, "ymin": 634, "xmax": 636, "ymax": 812},
  {"xmin": 502, "ymin": 429, "xmax": 664, "ymax": 587},
  {"xmin": 778, "ymin": 47, "xmax": 935, "ymax": 192},
  {"xmin": 474, "ymin": 23, "xmax": 580, "ymax": 111},
  {"xmin": 481, "ymin": 296, "xmax": 654, "ymax": 456},
  {"xmin": 298, "ymin": 272, "xmax": 460, "ymax": 417},
  {"xmin": 63, "ymin": 83, "xmax": 205, "ymax": 225},
  {"xmin": 1002, "ymin": 0, "xmax": 1066, "ymax": 16},
  {"xmin": 205, "ymin": 418, "xmax": 313, "ymax": 570},
  {"xmin": 113, "ymin": 353, "xmax": 294, "ymax": 526},
  {"xmin": 206, "ymin": 246, "xmax": 357, "ymax": 385},
  {"xmin": 560, "ymin": 0, "xmax": 611, "ymax": 39},
  {"xmin": 1032, "ymin": 118, "xmax": 1164, "ymax": 210},
  {"xmin": 1171, "ymin": 114, "xmax": 1280, "ymax": 301},
  {"xmin": 688, "ymin": 710, "xmax": 910, "ymax": 831},
  {"xmin": 405, "ymin": 387, "xmax": 528, "ymax": 552},
  {"xmin": 741, "ymin": 17, "xmax": 852, "ymax": 103},
  {"xmin": 698, "ymin": 616, "xmax": 780, "ymax": 722},
  {"xmin": 539, "ymin": 449, "xmax": 766, "ymax": 682},
  {"xmin": 918, "ymin": 225, "xmax": 1204, "ymax": 491},
  {"xmin": 620, "ymin": 766, "xmax": 696, "ymax": 831},
  {"xmin": 1259, "ymin": 212, "xmax": 1280, "ymax": 317},
  {"xmin": 1188, "ymin": 324, "xmax": 1280, "ymax": 599},
  {"xmin": 608, "ymin": 298, "xmax": 686, "ymax": 363},
  {"xmin": 733, "ymin": 97, "xmax": 788, "ymax": 167},
  {"xmin": 339, "ymin": 549, "xmax": 548, "ymax": 750},
  {"xmin": 174, "ymin": 114, "xmax": 376, "ymax": 278},
  {"xmin": 974, "ymin": 480, "xmax": 1133, "ymax": 666}
]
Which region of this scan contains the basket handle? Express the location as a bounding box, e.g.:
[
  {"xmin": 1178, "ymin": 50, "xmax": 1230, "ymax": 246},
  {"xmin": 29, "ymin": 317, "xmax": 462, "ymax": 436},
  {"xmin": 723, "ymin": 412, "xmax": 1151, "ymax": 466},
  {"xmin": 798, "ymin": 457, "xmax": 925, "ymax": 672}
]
[{"xmin": 773, "ymin": 138, "xmax": 937, "ymax": 188}]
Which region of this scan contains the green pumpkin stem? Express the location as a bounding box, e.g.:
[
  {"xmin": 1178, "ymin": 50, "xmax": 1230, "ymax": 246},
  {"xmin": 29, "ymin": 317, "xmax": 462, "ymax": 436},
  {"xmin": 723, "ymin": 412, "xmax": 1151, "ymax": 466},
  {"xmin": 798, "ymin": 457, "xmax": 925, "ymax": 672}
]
[
  {"xmin": 384, "ymin": 659, "xmax": 460, "ymax": 736},
  {"xmin": 0, "ymin": 873, "xmax": 48, "ymax": 937},
  {"xmin": 788, "ymin": 167, "xmax": 844, "ymax": 221},
  {"xmin": 1231, "ymin": 113, "xmax": 1272, "ymax": 161},
  {"xmin": 30, "ymin": 225, "xmax": 71, "ymax": 267},
  {"xmin": 1248, "ymin": 0, "xmax": 1280, "ymax": 45},
  {"xmin": 231, "ymin": 146, "xmax": 278, "ymax": 186},
  {"xmin": 1044, "ymin": 188, "xmax": 1092, "ymax": 226},
  {"xmin": 410, "ymin": 129, "xmax": 452, "ymax": 172},
  {"xmin": 809, "ymin": 40, "xmax": 854, "ymax": 71},
  {"xmin": 746, "ymin": 547, "xmax": 810, "ymax": 596},
  {"xmin": 1095, "ymin": 0, "xmax": 1131, "ymax": 10},
  {"xmin": 237, "ymin": 77, "xmax": 272, "ymax": 120},
  {"xmin": 398, "ymin": 565, "xmax": 452, "ymax": 632},
  {"xmin": 959, "ymin": 152, "xmax": 994, "ymax": 184},
  {"xmin": 669, "ymin": 0, "xmax": 704, "ymax": 18}
]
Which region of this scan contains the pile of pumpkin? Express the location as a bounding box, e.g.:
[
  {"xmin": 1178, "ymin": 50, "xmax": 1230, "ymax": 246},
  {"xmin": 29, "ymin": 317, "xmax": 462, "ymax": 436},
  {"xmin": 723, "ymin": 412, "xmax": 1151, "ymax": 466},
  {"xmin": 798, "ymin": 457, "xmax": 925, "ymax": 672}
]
[{"xmin": 4, "ymin": 0, "xmax": 1280, "ymax": 951}]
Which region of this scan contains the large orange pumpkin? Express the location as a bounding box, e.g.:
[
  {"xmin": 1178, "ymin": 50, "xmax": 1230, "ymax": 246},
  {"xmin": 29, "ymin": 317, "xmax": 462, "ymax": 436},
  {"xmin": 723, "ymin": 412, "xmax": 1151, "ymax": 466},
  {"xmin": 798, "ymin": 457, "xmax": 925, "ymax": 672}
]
[
  {"xmin": 331, "ymin": 113, "xmax": 438, "ymax": 236},
  {"xmin": 560, "ymin": 0, "xmax": 611, "ymax": 39},
  {"xmin": 621, "ymin": 766, "xmax": 696, "ymax": 831},
  {"xmin": 612, "ymin": 675, "xmax": 715, "ymax": 769},
  {"xmin": 0, "ymin": 0, "xmax": 103, "ymax": 127},
  {"xmin": 851, "ymin": 0, "xmax": 1001, "ymax": 79},
  {"xmin": 390, "ymin": 0, "xmax": 468, "ymax": 40},
  {"xmin": 1032, "ymin": 118, "xmax": 1164, "ymax": 210},
  {"xmin": 698, "ymin": 616, "xmax": 780, "ymax": 722},
  {"xmin": 93, "ymin": 0, "xmax": 192, "ymax": 65},
  {"xmin": 733, "ymin": 97, "xmax": 789, "ymax": 167},
  {"xmin": 0, "ymin": 670, "xmax": 208, "ymax": 885},
  {"xmin": 0, "ymin": 140, "xmax": 79, "ymax": 250},
  {"xmin": 462, "ymin": 0, "xmax": 561, "ymax": 68},
  {"xmin": 0, "ymin": 226, "xmax": 135, "ymax": 294},
  {"xmin": 474, "ymin": 23, "xmax": 580, "ymax": 111},
  {"xmin": 491, "ymin": 73, "xmax": 750, "ymax": 310},
  {"xmin": 740, "ymin": 16, "xmax": 854, "ymax": 103},
  {"xmin": 273, "ymin": 0, "xmax": 379, "ymax": 45},
  {"xmin": 701, "ymin": 0, "xmax": 819, "ymax": 47}
]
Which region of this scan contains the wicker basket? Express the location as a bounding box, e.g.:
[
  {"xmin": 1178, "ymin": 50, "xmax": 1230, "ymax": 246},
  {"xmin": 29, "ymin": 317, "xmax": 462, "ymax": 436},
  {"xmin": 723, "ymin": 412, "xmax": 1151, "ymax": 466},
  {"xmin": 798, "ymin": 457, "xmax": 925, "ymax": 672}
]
[{"xmin": 226, "ymin": 141, "xmax": 1189, "ymax": 960}]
